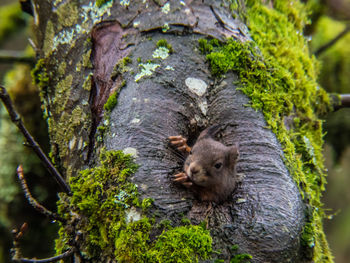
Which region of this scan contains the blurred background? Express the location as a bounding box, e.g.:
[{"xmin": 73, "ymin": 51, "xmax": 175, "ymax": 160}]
[
  {"xmin": 0, "ymin": 0, "xmax": 349, "ymax": 262},
  {"xmin": 0, "ymin": 0, "xmax": 59, "ymax": 262}
]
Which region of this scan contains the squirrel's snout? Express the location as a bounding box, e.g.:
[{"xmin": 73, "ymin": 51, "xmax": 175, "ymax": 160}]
[
  {"xmin": 190, "ymin": 165, "xmax": 200, "ymax": 175},
  {"xmin": 187, "ymin": 162, "xmax": 200, "ymax": 180}
]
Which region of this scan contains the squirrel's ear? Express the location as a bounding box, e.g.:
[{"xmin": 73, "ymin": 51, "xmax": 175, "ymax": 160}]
[
  {"xmin": 227, "ymin": 144, "xmax": 239, "ymax": 167},
  {"xmin": 197, "ymin": 125, "xmax": 221, "ymax": 141}
]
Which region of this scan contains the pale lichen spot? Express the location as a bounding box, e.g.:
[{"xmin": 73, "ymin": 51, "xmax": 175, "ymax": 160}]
[
  {"xmin": 199, "ymin": 100, "xmax": 208, "ymax": 115},
  {"xmin": 152, "ymin": 47, "xmax": 169, "ymax": 59},
  {"xmin": 133, "ymin": 21, "xmax": 140, "ymax": 28},
  {"xmin": 194, "ymin": 114, "xmax": 201, "ymax": 123},
  {"xmin": 165, "ymin": 65, "xmax": 174, "ymax": 71},
  {"xmin": 161, "ymin": 3, "xmax": 170, "ymax": 14},
  {"xmin": 131, "ymin": 118, "xmax": 140, "ymax": 124},
  {"xmin": 140, "ymin": 184, "xmax": 148, "ymax": 191},
  {"xmin": 52, "ymin": 1, "xmax": 113, "ymax": 51},
  {"xmin": 126, "ymin": 207, "xmax": 141, "ymax": 223},
  {"xmin": 162, "ymin": 23, "xmax": 170, "ymax": 33},
  {"xmin": 135, "ymin": 63, "xmax": 160, "ymax": 82},
  {"xmin": 236, "ymin": 198, "xmax": 246, "ymax": 204},
  {"xmin": 123, "ymin": 147, "xmax": 138, "ymax": 158},
  {"xmin": 53, "ymin": 0, "xmax": 64, "ymax": 7},
  {"xmin": 120, "ymin": 0, "xmax": 130, "ymax": 8},
  {"xmin": 185, "ymin": 77, "xmax": 208, "ymax": 97},
  {"xmin": 78, "ymin": 137, "xmax": 83, "ymax": 150},
  {"xmin": 184, "ymin": 8, "xmax": 191, "ymax": 15},
  {"xmin": 69, "ymin": 137, "xmax": 77, "ymax": 150}
]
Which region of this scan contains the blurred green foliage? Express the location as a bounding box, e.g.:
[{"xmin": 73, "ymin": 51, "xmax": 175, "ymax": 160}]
[
  {"xmin": 310, "ymin": 6, "xmax": 350, "ymax": 263},
  {"xmin": 0, "ymin": 2, "xmax": 27, "ymax": 45},
  {"xmin": 0, "ymin": 2, "xmax": 58, "ymax": 263},
  {"xmin": 311, "ymin": 17, "xmax": 350, "ymax": 94}
]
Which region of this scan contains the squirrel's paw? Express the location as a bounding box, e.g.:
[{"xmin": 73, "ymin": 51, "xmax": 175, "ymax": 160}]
[
  {"xmin": 173, "ymin": 172, "xmax": 192, "ymax": 188},
  {"xmin": 168, "ymin": 135, "xmax": 191, "ymax": 153}
]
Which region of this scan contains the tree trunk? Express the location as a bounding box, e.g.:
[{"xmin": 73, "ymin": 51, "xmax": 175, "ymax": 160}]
[{"xmin": 31, "ymin": 0, "xmax": 331, "ymax": 262}]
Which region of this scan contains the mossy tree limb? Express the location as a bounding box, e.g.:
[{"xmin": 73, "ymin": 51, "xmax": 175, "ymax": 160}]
[{"xmin": 30, "ymin": 0, "xmax": 333, "ymax": 262}]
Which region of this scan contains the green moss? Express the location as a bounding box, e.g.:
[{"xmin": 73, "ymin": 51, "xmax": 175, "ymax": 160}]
[
  {"xmin": 82, "ymin": 73, "xmax": 93, "ymax": 91},
  {"xmin": 43, "ymin": 20, "xmax": 55, "ymax": 56},
  {"xmin": 53, "ymin": 74, "xmax": 73, "ymax": 110},
  {"xmin": 76, "ymin": 49, "xmax": 93, "ymax": 72},
  {"xmin": 56, "ymin": 150, "xmax": 213, "ymax": 261},
  {"xmin": 311, "ymin": 16, "xmax": 350, "ymax": 94},
  {"xmin": 148, "ymin": 225, "xmax": 212, "ymax": 262},
  {"xmin": 156, "ymin": 39, "xmax": 174, "ymax": 53},
  {"xmin": 57, "ymin": 62, "xmax": 66, "ymax": 77},
  {"xmin": 198, "ymin": 1, "xmax": 333, "ymax": 262},
  {"xmin": 31, "ymin": 59, "xmax": 49, "ymax": 90},
  {"xmin": 104, "ymin": 91, "xmax": 118, "ymax": 112},
  {"xmin": 56, "ymin": 2, "xmax": 79, "ymax": 27},
  {"xmin": 0, "ymin": 3, "xmax": 26, "ymax": 44},
  {"xmin": 111, "ymin": 57, "xmax": 131, "ymax": 79},
  {"xmin": 229, "ymin": 245, "xmax": 252, "ymax": 263},
  {"xmin": 46, "ymin": 73, "xmax": 93, "ymax": 169},
  {"xmin": 96, "ymin": 0, "xmax": 113, "ymax": 8}
]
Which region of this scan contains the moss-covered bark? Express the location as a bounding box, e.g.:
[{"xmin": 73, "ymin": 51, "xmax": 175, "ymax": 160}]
[{"xmin": 31, "ymin": 0, "xmax": 333, "ymax": 262}]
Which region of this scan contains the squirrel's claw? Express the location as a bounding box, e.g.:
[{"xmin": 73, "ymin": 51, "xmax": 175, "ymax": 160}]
[
  {"xmin": 173, "ymin": 172, "xmax": 188, "ymax": 182},
  {"xmin": 168, "ymin": 135, "xmax": 191, "ymax": 153},
  {"xmin": 173, "ymin": 172, "xmax": 193, "ymax": 188}
]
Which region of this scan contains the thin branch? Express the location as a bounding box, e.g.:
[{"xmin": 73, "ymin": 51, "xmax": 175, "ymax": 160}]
[
  {"xmin": 331, "ymin": 94, "xmax": 350, "ymax": 111},
  {"xmin": 314, "ymin": 25, "xmax": 350, "ymax": 56},
  {"xmin": 11, "ymin": 223, "xmax": 75, "ymax": 262},
  {"xmin": 13, "ymin": 249, "xmax": 74, "ymax": 263},
  {"xmin": 0, "ymin": 50, "xmax": 35, "ymax": 65},
  {"xmin": 0, "ymin": 85, "xmax": 71, "ymax": 194},
  {"xmin": 11, "ymin": 223, "xmax": 28, "ymax": 259},
  {"xmin": 17, "ymin": 165, "xmax": 66, "ymax": 222}
]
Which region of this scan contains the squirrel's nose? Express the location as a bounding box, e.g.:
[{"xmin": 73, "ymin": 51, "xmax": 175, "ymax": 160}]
[{"xmin": 190, "ymin": 163, "xmax": 200, "ymax": 175}]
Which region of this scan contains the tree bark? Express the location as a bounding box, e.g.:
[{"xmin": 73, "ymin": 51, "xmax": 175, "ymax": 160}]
[{"xmin": 32, "ymin": 0, "xmax": 311, "ymax": 262}]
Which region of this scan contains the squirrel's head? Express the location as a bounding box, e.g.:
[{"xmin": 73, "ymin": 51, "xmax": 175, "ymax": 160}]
[{"xmin": 184, "ymin": 127, "xmax": 239, "ymax": 188}]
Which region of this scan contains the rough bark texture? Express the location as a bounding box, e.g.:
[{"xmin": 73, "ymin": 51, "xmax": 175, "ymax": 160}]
[
  {"xmin": 32, "ymin": 0, "xmax": 307, "ymax": 262},
  {"xmin": 105, "ymin": 34, "xmax": 305, "ymax": 262}
]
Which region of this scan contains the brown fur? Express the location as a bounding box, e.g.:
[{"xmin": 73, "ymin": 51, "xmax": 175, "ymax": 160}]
[{"xmin": 170, "ymin": 126, "xmax": 239, "ymax": 203}]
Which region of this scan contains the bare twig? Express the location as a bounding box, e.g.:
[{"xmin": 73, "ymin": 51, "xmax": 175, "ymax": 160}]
[
  {"xmin": 11, "ymin": 223, "xmax": 28, "ymax": 259},
  {"xmin": 11, "ymin": 222, "xmax": 75, "ymax": 263},
  {"xmin": 331, "ymin": 94, "xmax": 350, "ymax": 111},
  {"xmin": 12, "ymin": 249, "xmax": 74, "ymax": 263},
  {"xmin": 0, "ymin": 50, "xmax": 35, "ymax": 65},
  {"xmin": 314, "ymin": 25, "xmax": 350, "ymax": 56},
  {"xmin": 17, "ymin": 165, "xmax": 66, "ymax": 222},
  {"xmin": 0, "ymin": 85, "xmax": 71, "ymax": 194}
]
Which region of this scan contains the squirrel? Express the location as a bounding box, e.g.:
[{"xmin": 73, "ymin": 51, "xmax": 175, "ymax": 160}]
[{"xmin": 169, "ymin": 125, "xmax": 239, "ymax": 203}]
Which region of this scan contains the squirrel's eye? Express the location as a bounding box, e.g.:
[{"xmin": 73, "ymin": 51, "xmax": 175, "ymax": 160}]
[
  {"xmin": 189, "ymin": 150, "xmax": 192, "ymax": 155},
  {"xmin": 214, "ymin": 162, "xmax": 222, "ymax": 169}
]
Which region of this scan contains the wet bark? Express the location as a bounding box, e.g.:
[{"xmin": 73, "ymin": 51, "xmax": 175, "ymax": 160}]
[{"xmin": 33, "ymin": 0, "xmax": 307, "ymax": 262}]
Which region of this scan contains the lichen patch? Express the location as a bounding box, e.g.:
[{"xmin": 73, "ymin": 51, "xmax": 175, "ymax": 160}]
[
  {"xmin": 135, "ymin": 63, "xmax": 160, "ymax": 82},
  {"xmin": 161, "ymin": 3, "xmax": 170, "ymax": 14},
  {"xmin": 123, "ymin": 147, "xmax": 138, "ymax": 158},
  {"xmin": 126, "ymin": 207, "xmax": 141, "ymax": 223},
  {"xmin": 185, "ymin": 77, "xmax": 208, "ymax": 97},
  {"xmin": 152, "ymin": 46, "xmax": 170, "ymax": 59},
  {"xmin": 198, "ymin": 100, "xmax": 208, "ymax": 115}
]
